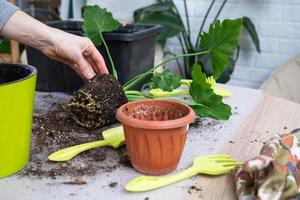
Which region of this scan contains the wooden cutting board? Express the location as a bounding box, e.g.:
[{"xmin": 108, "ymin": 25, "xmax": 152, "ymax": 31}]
[{"xmin": 186, "ymin": 94, "xmax": 300, "ymax": 200}]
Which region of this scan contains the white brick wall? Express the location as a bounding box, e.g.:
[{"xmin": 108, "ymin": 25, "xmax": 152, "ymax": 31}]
[{"xmin": 87, "ymin": 0, "xmax": 300, "ymax": 88}]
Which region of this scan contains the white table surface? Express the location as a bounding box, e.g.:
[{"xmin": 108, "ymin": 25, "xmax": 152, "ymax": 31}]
[{"xmin": 0, "ymin": 84, "xmax": 262, "ymax": 200}]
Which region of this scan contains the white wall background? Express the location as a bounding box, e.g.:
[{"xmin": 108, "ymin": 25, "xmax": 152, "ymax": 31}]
[{"xmin": 87, "ymin": 0, "xmax": 300, "ymax": 88}]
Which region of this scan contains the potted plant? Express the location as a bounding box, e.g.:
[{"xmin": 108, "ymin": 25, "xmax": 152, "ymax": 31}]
[
  {"xmin": 26, "ymin": 6, "xmax": 162, "ymax": 93},
  {"xmin": 64, "ymin": 9, "xmax": 242, "ymax": 173},
  {"xmin": 65, "ymin": 9, "xmax": 243, "ymax": 129},
  {"xmin": 134, "ymin": 0, "xmax": 261, "ymax": 82}
]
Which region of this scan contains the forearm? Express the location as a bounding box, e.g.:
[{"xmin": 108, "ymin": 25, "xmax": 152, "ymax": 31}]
[
  {"xmin": 0, "ymin": 7, "xmax": 108, "ymax": 79},
  {"xmin": 0, "ymin": 10, "xmax": 57, "ymax": 51}
]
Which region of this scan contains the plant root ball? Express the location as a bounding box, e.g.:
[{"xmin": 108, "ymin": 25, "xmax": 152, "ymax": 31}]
[{"xmin": 64, "ymin": 74, "xmax": 127, "ymax": 129}]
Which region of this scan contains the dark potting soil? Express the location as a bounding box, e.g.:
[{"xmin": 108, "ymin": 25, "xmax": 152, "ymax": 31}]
[
  {"xmin": 64, "ymin": 74, "xmax": 127, "ymax": 129},
  {"xmin": 19, "ymin": 105, "xmax": 132, "ymax": 179},
  {"xmin": 123, "ymin": 103, "xmax": 187, "ymax": 121}
]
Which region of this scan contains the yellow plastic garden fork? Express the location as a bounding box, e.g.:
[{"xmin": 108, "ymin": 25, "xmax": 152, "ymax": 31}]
[
  {"xmin": 150, "ymin": 77, "xmax": 232, "ymax": 97},
  {"xmin": 125, "ymin": 154, "xmax": 240, "ymax": 192},
  {"xmin": 206, "ymin": 76, "xmax": 232, "ymax": 97}
]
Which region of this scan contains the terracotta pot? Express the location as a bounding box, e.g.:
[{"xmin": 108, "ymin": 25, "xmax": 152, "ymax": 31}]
[{"xmin": 116, "ymin": 99, "xmax": 195, "ymax": 175}]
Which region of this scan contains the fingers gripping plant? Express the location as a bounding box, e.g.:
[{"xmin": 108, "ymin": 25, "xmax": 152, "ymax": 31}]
[{"xmin": 82, "ymin": 5, "xmax": 243, "ymax": 121}]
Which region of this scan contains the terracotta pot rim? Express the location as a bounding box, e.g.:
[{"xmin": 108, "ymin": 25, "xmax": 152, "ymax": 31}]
[{"xmin": 116, "ymin": 99, "xmax": 195, "ymax": 130}]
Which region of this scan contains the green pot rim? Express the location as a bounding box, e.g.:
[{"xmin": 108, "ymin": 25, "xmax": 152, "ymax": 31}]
[{"xmin": 0, "ymin": 63, "xmax": 37, "ymax": 86}]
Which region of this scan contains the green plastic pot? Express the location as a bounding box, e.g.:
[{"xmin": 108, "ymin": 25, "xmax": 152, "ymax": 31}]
[{"xmin": 0, "ymin": 63, "xmax": 37, "ymax": 178}]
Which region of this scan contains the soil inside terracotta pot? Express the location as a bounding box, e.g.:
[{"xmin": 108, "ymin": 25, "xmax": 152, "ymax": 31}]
[
  {"xmin": 64, "ymin": 74, "xmax": 127, "ymax": 129},
  {"xmin": 123, "ymin": 102, "xmax": 189, "ymax": 121}
]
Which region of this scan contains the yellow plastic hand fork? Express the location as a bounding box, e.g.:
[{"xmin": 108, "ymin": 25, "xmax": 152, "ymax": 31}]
[
  {"xmin": 48, "ymin": 126, "xmax": 124, "ymax": 162},
  {"xmin": 206, "ymin": 76, "xmax": 232, "ymax": 97},
  {"xmin": 125, "ymin": 155, "xmax": 240, "ymax": 192},
  {"xmin": 149, "ymin": 88, "xmax": 189, "ymax": 97}
]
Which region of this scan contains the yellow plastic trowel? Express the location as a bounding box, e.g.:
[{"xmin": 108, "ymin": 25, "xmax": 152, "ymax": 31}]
[{"xmin": 48, "ymin": 126, "xmax": 124, "ymax": 162}]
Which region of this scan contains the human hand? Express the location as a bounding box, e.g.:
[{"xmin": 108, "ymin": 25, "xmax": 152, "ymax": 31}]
[
  {"xmin": 0, "ymin": 10, "xmax": 108, "ymax": 79},
  {"xmin": 41, "ymin": 28, "xmax": 109, "ymax": 80}
]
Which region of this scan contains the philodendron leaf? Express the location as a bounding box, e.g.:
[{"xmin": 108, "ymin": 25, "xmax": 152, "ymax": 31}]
[
  {"xmin": 83, "ymin": 5, "xmax": 120, "ymax": 46},
  {"xmin": 191, "ymin": 63, "xmax": 211, "ymax": 89},
  {"xmin": 189, "ymin": 64, "xmax": 231, "ymax": 120},
  {"xmin": 133, "ymin": 2, "xmax": 172, "ymax": 22},
  {"xmin": 134, "ymin": 2, "xmax": 184, "ymax": 46},
  {"xmin": 200, "ymin": 19, "xmax": 242, "ymax": 78},
  {"xmin": 242, "ymin": 17, "xmax": 261, "ymax": 53},
  {"xmin": 151, "ymin": 69, "xmax": 181, "ymax": 92}
]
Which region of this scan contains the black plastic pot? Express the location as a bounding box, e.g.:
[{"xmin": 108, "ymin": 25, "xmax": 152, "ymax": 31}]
[{"xmin": 26, "ymin": 21, "xmax": 162, "ymax": 93}]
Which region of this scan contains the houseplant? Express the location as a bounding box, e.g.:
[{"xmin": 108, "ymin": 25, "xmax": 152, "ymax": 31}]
[
  {"xmin": 66, "ymin": 5, "xmax": 242, "ymax": 130},
  {"xmin": 133, "ymin": 0, "xmax": 260, "ymax": 82},
  {"xmin": 66, "ymin": 6, "xmax": 242, "ymax": 174}
]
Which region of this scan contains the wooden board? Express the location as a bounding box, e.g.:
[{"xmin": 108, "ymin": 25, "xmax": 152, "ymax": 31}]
[{"xmin": 186, "ymin": 94, "xmax": 300, "ymax": 200}]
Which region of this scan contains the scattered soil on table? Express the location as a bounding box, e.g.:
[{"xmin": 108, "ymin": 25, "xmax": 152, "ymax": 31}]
[
  {"xmin": 190, "ymin": 117, "xmax": 221, "ymax": 130},
  {"xmin": 62, "ymin": 177, "xmax": 87, "ymax": 185},
  {"xmin": 19, "ymin": 102, "xmax": 132, "ymax": 179},
  {"xmin": 64, "ymin": 74, "xmax": 127, "ymax": 129},
  {"xmin": 109, "ymin": 182, "xmax": 118, "ymax": 187},
  {"xmin": 190, "ymin": 185, "xmax": 202, "ymax": 192},
  {"xmin": 188, "ymin": 185, "xmax": 203, "ymax": 198}
]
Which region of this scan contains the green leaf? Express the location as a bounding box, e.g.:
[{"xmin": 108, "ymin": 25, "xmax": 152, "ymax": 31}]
[
  {"xmin": 133, "ymin": 2, "xmax": 172, "ymax": 22},
  {"xmin": 134, "ymin": 3, "xmax": 184, "ymax": 46},
  {"xmin": 151, "ymin": 69, "xmax": 181, "ymax": 92},
  {"xmin": 242, "ymin": 17, "xmax": 261, "ymax": 53},
  {"xmin": 83, "ymin": 5, "xmax": 120, "ymax": 46},
  {"xmin": 0, "ymin": 39, "xmax": 11, "ymax": 54},
  {"xmin": 191, "ymin": 63, "xmax": 211, "ymax": 89},
  {"xmin": 83, "ymin": 5, "xmax": 120, "ymax": 79},
  {"xmin": 189, "ymin": 65, "xmax": 231, "ymax": 120},
  {"xmin": 200, "ymin": 18, "xmax": 242, "ymax": 78},
  {"xmin": 190, "ymin": 83, "xmax": 232, "ymax": 120}
]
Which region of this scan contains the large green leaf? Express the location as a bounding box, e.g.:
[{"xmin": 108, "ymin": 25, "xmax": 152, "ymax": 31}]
[
  {"xmin": 200, "ymin": 19, "xmax": 242, "ymax": 78},
  {"xmin": 134, "ymin": 2, "xmax": 172, "ymax": 22},
  {"xmin": 189, "ymin": 64, "xmax": 231, "ymax": 120},
  {"xmin": 242, "ymin": 17, "xmax": 260, "ymax": 53},
  {"xmin": 191, "ymin": 63, "xmax": 211, "ymax": 89},
  {"xmin": 82, "ymin": 5, "xmax": 120, "ymax": 46},
  {"xmin": 134, "ymin": 3, "xmax": 184, "ymax": 46}
]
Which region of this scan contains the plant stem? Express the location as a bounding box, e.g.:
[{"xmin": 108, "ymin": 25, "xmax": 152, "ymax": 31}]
[
  {"xmin": 99, "ymin": 32, "xmax": 118, "ymax": 79},
  {"xmin": 195, "ymin": 0, "xmax": 216, "ymax": 49},
  {"xmin": 171, "ymin": 0, "xmax": 193, "ymax": 51},
  {"xmin": 165, "ymin": 51, "xmax": 184, "ymax": 76},
  {"xmin": 177, "ymin": 35, "xmax": 187, "ymax": 77},
  {"xmin": 122, "ymin": 72, "xmax": 152, "ymax": 88},
  {"xmin": 213, "ymin": 0, "xmax": 227, "ymax": 23},
  {"xmin": 123, "ymin": 50, "xmax": 210, "ymax": 91},
  {"xmin": 177, "ymin": 35, "xmax": 187, "ymax": 54},
  {"xmin": 183, "ymin": 0, "xmax": 191, "ymax": 38}
]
